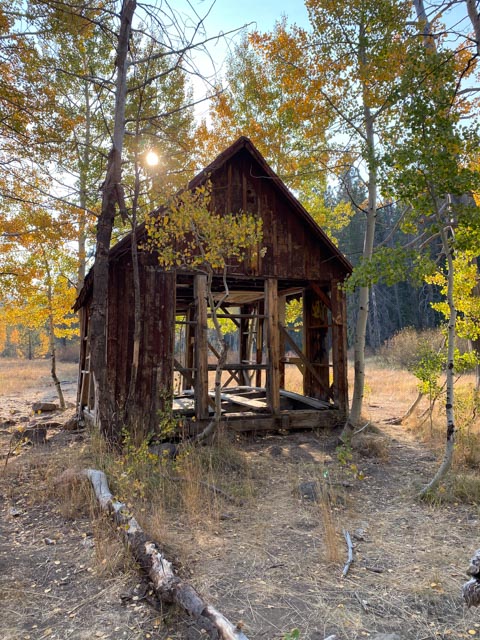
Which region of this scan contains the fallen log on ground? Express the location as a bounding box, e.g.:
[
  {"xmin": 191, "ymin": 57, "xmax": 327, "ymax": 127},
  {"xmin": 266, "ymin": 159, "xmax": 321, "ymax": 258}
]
[{"xmin": 57, "ymin": 468, "xmax": 249, "ymax": 640}]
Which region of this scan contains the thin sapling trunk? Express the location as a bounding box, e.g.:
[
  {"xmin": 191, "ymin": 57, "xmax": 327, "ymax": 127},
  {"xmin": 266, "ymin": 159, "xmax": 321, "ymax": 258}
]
[
  {"xmin": 340, "ymin": 85, "xmax": 377, "ymax": 442},
  {"xmin": 195, "ymin": 268, "xmax": 229, "ymax": 443},
  {"xmin": 419, "ymin": 223, "xmax": 457, "ymax": 498},
  {"xmin": 44, "ymin": 258, "xmax": 66, "ymax": 409}
]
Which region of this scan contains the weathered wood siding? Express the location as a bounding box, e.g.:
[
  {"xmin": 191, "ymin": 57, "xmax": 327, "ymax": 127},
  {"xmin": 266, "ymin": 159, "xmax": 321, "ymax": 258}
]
[
  {"xmin": 106, "ymin": 254, "xmax": 175, "ymax": 432},
  {"xmin": 76, "ymin": 137, "xmax": 351, "ymax": 430},
  {"xmin": 210, "ymin": 149, "xmax": 345, "ymax": 282}
]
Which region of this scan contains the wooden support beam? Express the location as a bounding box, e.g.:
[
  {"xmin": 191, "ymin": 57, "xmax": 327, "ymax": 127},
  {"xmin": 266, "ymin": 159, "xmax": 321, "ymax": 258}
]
[
  {"xmin": 78, "ymin": 307, "xmax": 91, "ymax": 410},
  {"xmin": 255, "ymin": 301, "xmax": 264, "ymax": 388},
  {"xmin": 303, "ymin": 287, "xmax": 331, "ymax": 401},
  {"xmin": 207, "ymin": 363, "xmax": 268, "ymax": 371},
  {"xmin": 208, "ymin": 391, "xmax": 268, "ymax": 410},
  {"xmin": 183, "ymin": 306, "xmax": 194, "ymax": 391},
  {"xmin": 191, "ymin": 409, "xmax": 345, "ymax": 433},
  {"xmin": 265, "ymin": 278, "xmax": 280, "ymax": 413},
  {"xmin": 223, "ymin": 372, "xmax": 238, "ymax": 387},
  {"xmin": 194, "ymin": 274, "xmax": 209, "ymax": 420},
  {"xmin": 279, "ymin": 389, "xmax": 331, "ymax": 409},
  {"xmin": 239, "ymin": 304, "xmax": 253, "ymax": 385},
  {"xmin": 174, "ymin": 358, "xmax": 194, "ymax": 389},
  {"xmin": 210, "ymin": 312, "xmax": 266, "ymax": 321},
  {"xmin": 309, "ymin": 281, "xmax": 332, "ymax": 310},
  {"xmin": 214, "ymin": 308, "xmax": 240, "ymax": 328},
  {"xmin": 278, "ymin": 295, "xmax": 286, "ymax": 389},
  {"xmin": 142, "ymin": 268, "xmax": 176, "ymax": 433},
  {"xmin": 331, "ymin": 280, "xmax": 349, "ymax": 413},
  {"xmin": 279, "ymin": 324, "xmax": 331, "ymax": 399}
]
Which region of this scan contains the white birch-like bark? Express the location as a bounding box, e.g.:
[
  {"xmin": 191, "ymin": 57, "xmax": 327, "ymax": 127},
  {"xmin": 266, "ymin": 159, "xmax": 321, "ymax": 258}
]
[
  {"xmin": 419, "ymin": 224, "xmax": 456, "ymax": 497},
  {"xmin": 44, "ymin": 256, "xmax": 66, "ymax": 409},
  {"xmin": 77, "ymin": 71, "xmax": 91, "ymax": 295},
  {"xmin": 465, "ymin": 0, "xmax": 480, "ymax": 55},
  {"xmin": 339, "ymin": 26, "xmax": 377, "ymax": 442}
]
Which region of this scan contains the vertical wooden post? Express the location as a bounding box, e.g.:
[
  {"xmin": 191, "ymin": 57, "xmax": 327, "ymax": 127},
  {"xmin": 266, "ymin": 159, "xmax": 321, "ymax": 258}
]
[
  {"xmin": 303, "ymin": 287, "xmax": 330, "ymax": 401},
  {"xmin": 265, "ymin": 278, "xmax": 280, "ymax": 413},
  {"xmin": 152, "ymin": 270, "xmax": 175, "ymax": 431},
  {"xmin": 239, "ymin": 304, "xmax": 252, "ymax": 385},
  {"xmin": 239, "ymin": 305, "xmax": 248, "ymax": 386},
  {"xmin": 255, "ymin": 300, "xmax": 264, "ymax": 388},
  {"xmin": 194, "ymin": 274, "xmax": 209, "ymax": 420},
  {"xmin": 106, "ymin": 262, "xmax": 119, "ymax": 411},
  {"xmin": 78, "ymin": 306, "xmax": 90, "ymax": 410},
  {"xmin": 183, "ymin": 305, "xmax": 195, "ymax": 391},
  {"xmin": 139, "ymin": 266, "xmax": 175, "ymax": 434},
  {"xmin": 115, "ymin": 261, "xmax": 133, "ymax": 411},
  {"xmin": 331, "ymin": 280, "xmax": 348, "ymax": 413},
  {"xmin": 278, "ymin": 295, "xmax": 286, "ymax": 389}
]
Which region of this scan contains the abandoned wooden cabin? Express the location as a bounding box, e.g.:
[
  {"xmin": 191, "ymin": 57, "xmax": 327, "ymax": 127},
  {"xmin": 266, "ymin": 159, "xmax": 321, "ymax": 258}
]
[{"xmin": 75, "ymin": 136, "xmax": 352, "ymax": 434}]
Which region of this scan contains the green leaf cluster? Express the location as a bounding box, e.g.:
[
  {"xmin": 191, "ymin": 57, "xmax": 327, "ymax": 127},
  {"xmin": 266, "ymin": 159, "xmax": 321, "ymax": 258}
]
[
  {"xmin": 144, "ymin": 182, "xmax": 263, "ymax": 272},
  {"xmin": 343, "ymin": 246, "xmax": 436, "ymax": 291}
]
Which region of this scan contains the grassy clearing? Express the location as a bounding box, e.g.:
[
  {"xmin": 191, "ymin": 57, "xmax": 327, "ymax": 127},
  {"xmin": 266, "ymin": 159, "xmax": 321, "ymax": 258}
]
[
  {"xmin": 2, "ymin": 356, "xmax": 480, "ymax": 639},
  {"xmin": 0, "ymin": 357, "xmax": 78, "ymax": 396},
  {"xmin": 363, "ymin": 362, "xmax": 480, "ymax": 503}
]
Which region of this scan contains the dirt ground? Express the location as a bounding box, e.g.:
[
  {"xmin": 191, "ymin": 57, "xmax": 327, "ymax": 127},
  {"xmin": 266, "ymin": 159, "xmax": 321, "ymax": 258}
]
[{"xmin": 1, "ymin": 360, "xmax": 479, "ymax": 640}]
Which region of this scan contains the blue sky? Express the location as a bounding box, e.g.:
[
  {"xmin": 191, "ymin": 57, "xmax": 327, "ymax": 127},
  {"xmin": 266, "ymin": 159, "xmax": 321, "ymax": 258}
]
[
  {"xmin": 205, "ymin": 0, "xmax": 309, "ymax": 34},
  {"xmin": 184, "ymin": 0, "xmax": 309, "ymax": 118}
]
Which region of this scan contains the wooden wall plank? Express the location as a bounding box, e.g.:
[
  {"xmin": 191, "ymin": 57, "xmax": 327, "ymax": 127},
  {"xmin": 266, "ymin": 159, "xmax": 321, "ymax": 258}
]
[
  {"xmin": 183, "ymin": 305, "xmax": 195, "ymax": 391},
  {"xmin": 303, "ymin": 287, "xmax": 330, "ymax": 401},
  {"xmin": 106, "ymin": 260, "xmax": 119, "ymax": 407},
  {"xmin": 255, "ymin": 300, "xmax": 264, "ymax": 388},
  {"xmin": 331, "ymin": 279, "xmax": 349, "ymax": 412},
  {"xmin": 194, "ymin": 274, "xmax": 209, "ymax": 420},
  {"xmin": 265, "ymin": 278, "xmax": 280, "ymax": 413},
  {"xmin": 278, "ymin": 295, "xmax": 286, "ymax": 389},
  {"xmin": 115, "ymin": 261, "xmax": 132, "ymax": 412}
]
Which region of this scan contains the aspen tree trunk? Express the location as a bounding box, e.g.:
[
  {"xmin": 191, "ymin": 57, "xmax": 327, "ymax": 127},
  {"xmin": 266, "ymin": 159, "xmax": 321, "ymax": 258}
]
[
  {"xmin": 413, "ymin": 0, "xmax": 477, "ymax": 489},
  {"xmin": 471, "ymin": 256, "xmax": 480, "ymax": 390},
  {"xmin": 44, "ymin": 258, "xmax": 66, "ymax": 409},
  {"xmin": 339, "ymin": 29, "xmax": 377, "ymax": 442},
  {"xmin": 465, "ymin": 0, "xmax": 480, "ymax": 55},
  {"xmin": 89, "ymin": 0, "xmax": 136, "ymax": 442},
  {"xmin": 77, "ymin": 73, "xmax": 91, "ymax": 295},
  {"xmin": 412, "ymin": 0, "xmax": 436, "ymax": 49},
  {"xmin": 465, "ymin": 3, "xmax": 480, "ymax": 388},
  {"xmin": 419, "ymin": 224, "xmax": 456, "ymax": 497}
]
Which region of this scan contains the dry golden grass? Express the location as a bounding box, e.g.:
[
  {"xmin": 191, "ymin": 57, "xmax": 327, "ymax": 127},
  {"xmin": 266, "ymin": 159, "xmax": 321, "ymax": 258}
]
[
  {"xmin": 284, "ymin": 364, "xmax": 304, "ymax": 394},
  {"xmin": 352, "ymin": 431, "xmax": 391, "ymax": 461},
  {"xmin": 92, "ymin": 514, "xmax": 136, "ymax": 577},
  {"xmin": 5, "ymin": 354, "xmax": 480, "ymax": 639},
  {"xmin": 359, "ymin": 363, "xmax": 480, "ymax": 503},
  {"xmin": 317, "ymin": 481, "xmax": 342, "ymax": 564},
  {"xmin": 0, "ymin": 357, "xmax": 78, "ymax": 396}
]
